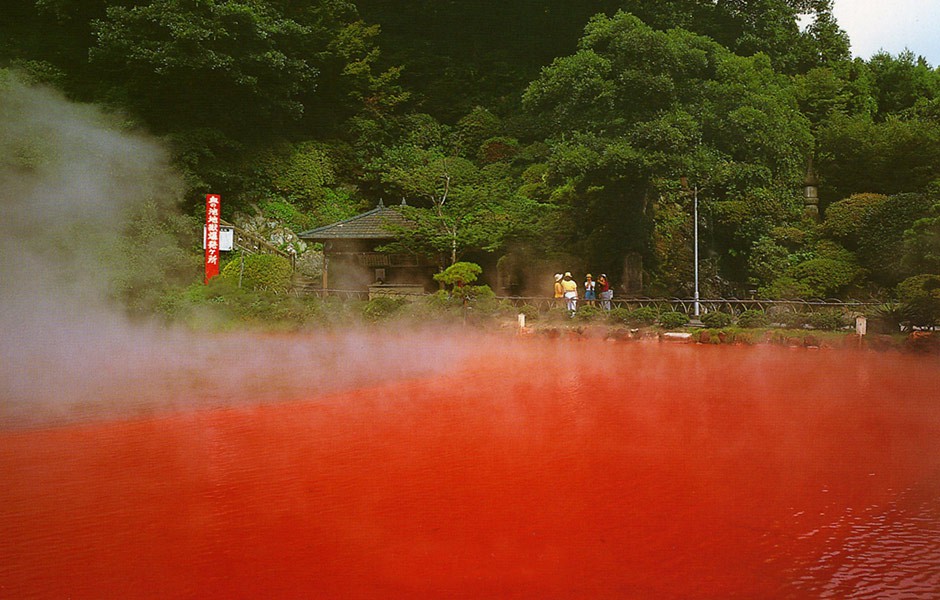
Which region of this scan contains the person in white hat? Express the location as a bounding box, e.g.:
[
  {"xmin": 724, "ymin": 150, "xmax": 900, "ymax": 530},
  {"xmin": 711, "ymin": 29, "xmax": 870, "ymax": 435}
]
[
  {"xmin": 553, "ymin": 273, "xmax": 564, "ymax": 307},
  {"xmin": 561, "ymin": 272, "xmax": 578, "ymax": 313}
]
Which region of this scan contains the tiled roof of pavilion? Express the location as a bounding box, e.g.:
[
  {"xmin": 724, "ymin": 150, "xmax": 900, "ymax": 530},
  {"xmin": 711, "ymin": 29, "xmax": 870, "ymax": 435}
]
[{"xmin": 298, "ymin": 200, "xmax": 412, "ymax": 241}]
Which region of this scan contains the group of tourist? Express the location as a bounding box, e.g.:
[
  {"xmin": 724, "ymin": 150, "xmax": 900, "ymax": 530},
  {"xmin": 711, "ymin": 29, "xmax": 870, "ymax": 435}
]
[{"xmin": 553, "ymin": 272, "xmax": 612, "ymax": 313}]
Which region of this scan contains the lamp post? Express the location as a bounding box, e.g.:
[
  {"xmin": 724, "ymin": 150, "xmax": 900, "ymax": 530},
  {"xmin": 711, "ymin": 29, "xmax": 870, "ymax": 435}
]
[{"xmin": 680, "ymin": 177, "xmax": 704, "ymax": 327}]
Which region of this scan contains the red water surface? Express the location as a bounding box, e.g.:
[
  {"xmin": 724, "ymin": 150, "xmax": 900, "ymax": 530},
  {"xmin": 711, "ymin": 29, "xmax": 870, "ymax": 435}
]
[{"xmin": 2, "ymin": 340, "xmax": 939, "ymax": 599}]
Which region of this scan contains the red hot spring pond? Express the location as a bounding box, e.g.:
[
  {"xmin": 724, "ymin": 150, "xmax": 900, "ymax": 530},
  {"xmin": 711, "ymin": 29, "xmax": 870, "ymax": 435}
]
[{"xmin": 2, "ymin": 334, "xmax": 940, "ymax": 599}]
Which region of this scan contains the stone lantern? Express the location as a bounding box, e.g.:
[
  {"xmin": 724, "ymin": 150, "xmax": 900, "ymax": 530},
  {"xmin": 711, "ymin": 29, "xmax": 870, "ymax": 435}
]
[{"xmin": 803, "ymin": 158, "xmax": 820, "ymax": 221}]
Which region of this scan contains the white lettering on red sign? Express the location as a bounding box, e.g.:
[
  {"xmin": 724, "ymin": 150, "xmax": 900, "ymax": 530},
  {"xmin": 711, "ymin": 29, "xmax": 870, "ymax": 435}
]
[{"xmin": 205, "ymin": 194, "xmax": 222, "ymax": 283}]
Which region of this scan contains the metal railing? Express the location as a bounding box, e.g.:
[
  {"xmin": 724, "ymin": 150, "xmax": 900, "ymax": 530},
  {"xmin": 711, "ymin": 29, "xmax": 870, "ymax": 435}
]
[
  {"xmin": 222, "ymin": 219, "xmax": 294, "ymax": 267},
  {"xmin": 292, "ymin": 286, "xmax": 884, "ymax": 314}
]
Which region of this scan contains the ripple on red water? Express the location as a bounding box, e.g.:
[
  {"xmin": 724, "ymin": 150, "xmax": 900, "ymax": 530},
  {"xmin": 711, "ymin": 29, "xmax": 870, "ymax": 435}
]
[{"xmin": 2, "ymin": 341, "xmax": 939, "ymax": 599}]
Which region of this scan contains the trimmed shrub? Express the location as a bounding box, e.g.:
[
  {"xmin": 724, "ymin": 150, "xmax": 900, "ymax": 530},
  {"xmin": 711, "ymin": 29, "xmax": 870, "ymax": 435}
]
[
  {"xmin": 659, "ymin": 311, "xmax": 689, "ymax": 329},
  {"xmin": 574, "ymin": 305, "xmax": 604, "ymax": 322},
  {"xmin": 220, "ymin": 253, "xmax": 292, "ymax": 293},
  {"xmin": 701, "ymin": 311, "xmax": 733, "ymax": 328},
  {"xmin": 779, "ymin": 311, "xmax": 809, "ymax": 329},
  {"xmin": 788, "ymin": 257, "xmax": 863, "ymax": 298},
  {"xmin": 806, "ymin": 310, "xmax": 848, "ymax": 331},
  {"xmin": 824, "ymin": 193, "xmax": 888, "ymax": 243},
  {"xmin": 518, "ymin": 304, "xmax": 539, "ymax": 322},
  {"xmin": 434, "ymin": 262, "xmax": 482, "ymax": 287},
  {"xmin": 608, "ymin": 307, "xmax": 632, "ymax": 324},
  {"xmin": 627, "ymin": 306, "xmax": 659, "ymax": 326},
  {"xmin": 736, "ymin": 309, "xmax": 769, "ymax": 328},
  {"xmin": 858, "ymin": 193, "xmax": 935, "ymax": 285},
  {"xmin": 362, "ymin": 296, "xmax": 407, "ymax": 321},
  {"xmin": 759, "ymin": 277, "xmax": 813, "ymax": 299},
  {"xmin": 545, "ymin": 305, "xmax": 572, "ymax": 323}
]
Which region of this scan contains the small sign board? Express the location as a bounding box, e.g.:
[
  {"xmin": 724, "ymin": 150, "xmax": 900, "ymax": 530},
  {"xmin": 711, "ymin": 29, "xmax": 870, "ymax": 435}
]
[
  {"xmin": 204, "ymin": 226, "xmax": 234, "ymax": 251},
  {"xmin": 855, "ymin": 315, "xmax": 867, "ymax": 336}
]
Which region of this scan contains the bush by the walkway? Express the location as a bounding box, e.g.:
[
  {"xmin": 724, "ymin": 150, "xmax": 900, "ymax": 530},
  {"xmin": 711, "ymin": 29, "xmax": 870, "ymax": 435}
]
[
  {"xmin": 701, "ymin": 311, "xmax": 733, "ymax": 328},
  {"xmin": 659, "ymin": 311, "xmax": 689, "ymax": 329},
  {"xmin": 608, "ymin": 306, "xmax": 659, "ymax": 326},
  {"xmin": 806, "ymin": 310, "xmax": 848, "ymax": 331},
  {"xmin": 736, "ymin": 309, "xmax": 769, "ymax": 328},
  {"xmin": 220, "ymin": 253, "xmax": 293, "ymax": 293},
  {"xmin": 362, "ymin": 296, "xmax": 407, "ymax": 321}
]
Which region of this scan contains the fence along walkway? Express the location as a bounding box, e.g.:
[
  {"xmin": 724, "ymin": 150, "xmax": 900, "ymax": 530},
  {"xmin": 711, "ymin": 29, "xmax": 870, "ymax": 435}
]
[{"xmin": 292, "ymin": 287, "xmax": 883, "ymax": 315}]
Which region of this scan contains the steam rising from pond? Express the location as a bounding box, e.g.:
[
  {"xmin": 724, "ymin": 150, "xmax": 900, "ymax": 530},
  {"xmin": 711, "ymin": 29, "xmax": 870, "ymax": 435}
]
[{"xmin": 0, "ymin": 75, "xmax": 477, "ymax": 427}]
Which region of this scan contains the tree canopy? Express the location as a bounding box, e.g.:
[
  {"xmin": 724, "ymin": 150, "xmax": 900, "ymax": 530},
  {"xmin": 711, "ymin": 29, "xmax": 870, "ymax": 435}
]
[{"xmin": 2, "ymin": 0, "xmax": 939, "ymax": 301}]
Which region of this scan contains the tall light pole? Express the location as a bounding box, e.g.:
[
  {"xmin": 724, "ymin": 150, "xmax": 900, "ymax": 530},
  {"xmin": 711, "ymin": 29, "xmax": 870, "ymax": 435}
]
[
  {"xmin": 681, "ymin": 177, "xmax": 703, "ymax": 326},
  {"xmin": 693, "ymin": 183, "xmax": 701, "ymax": 319}
]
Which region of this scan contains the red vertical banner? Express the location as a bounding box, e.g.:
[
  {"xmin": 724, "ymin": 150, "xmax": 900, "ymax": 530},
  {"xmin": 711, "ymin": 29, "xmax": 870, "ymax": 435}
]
[{"xmin": 205, "ymin": 194, "xmax": 221, "ymax": 284}]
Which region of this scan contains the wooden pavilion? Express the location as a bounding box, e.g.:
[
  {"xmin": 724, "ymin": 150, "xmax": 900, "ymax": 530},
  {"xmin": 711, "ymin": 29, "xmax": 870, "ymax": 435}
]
[{"xmin": 298, "ymin": 200, "xmax": 438, "ymax": 295}]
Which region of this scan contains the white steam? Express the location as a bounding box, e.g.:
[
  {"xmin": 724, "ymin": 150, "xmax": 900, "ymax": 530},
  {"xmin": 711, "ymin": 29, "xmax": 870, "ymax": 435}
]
[{"xmin": 0, "ymin": 75, "xmax": 475, "ymax": 427}]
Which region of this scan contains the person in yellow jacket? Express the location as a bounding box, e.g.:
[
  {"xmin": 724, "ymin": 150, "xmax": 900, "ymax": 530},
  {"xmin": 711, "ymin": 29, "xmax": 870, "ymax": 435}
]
[
  {"xmin": 561, "ymin": 271, "xmax": 578, "ymax": 313},
  {"xmin": 553, "ymin": 273, "xmax": 564, "ymax": 307}
]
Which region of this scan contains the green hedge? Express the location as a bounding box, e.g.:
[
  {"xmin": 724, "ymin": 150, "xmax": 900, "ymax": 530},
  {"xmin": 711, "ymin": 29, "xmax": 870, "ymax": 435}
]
[
  {"xmin": 220, "ymin": 253, "xmax": 292, "ymax": 293},
  {"xmin": 701, "ymin": 311, "xmax": 733, "ymax": 328},
  {"xmin": 659, "ymin": 311, "xmax": 689, "ymax": 329}
]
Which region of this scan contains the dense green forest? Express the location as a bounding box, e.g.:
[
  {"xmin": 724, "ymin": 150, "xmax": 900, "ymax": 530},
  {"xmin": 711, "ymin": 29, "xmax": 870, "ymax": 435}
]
[{"xmin": 3, "ymin": 0, "xmax": 940, "ymax": 303}]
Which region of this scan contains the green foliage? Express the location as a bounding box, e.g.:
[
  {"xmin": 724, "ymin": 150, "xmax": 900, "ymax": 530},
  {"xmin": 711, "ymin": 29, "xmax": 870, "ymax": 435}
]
[
  {"xmin": 896, "ymin": 274, "xmax": 940, "ymax": 327},
  {"xmin": 260, "ymin": 200, "xmax": 316, "ymax": 233},
  {"xmin": 108, "ymin": 201, "xmax": 202, "ymax": 316},
  {"xmin": 455, "ymin": 106, "xmax": 501, "ymax": 157},
  {"xmin": 747, "ymin": 235, "xmax": 791, "ymax": 287},
  {"xmin": 902, "ymin": 198, "xmax": 940, "ymax": 274},
  {"xmin": 464, "ymin": 284, "xmax": 496, "ymax": 301},
  {"xmin": 361, "ymin": 296, "xmax": 407, "ymax": 321},
  {"xmin": 867, "ymin": 51, "xmax": 940, "ymax": 118},
  {"xmin": 220, "ymin": 253, "xmax": 292, "ymax": 293},
  {"xmin": 867, "ymin": 302, "xmax": 907, "ymax": 334},
  {"xmin": 375, "ymin": 137, "xmax": 532, "ymax": 264},
  {"xmin": 8, "ymin": 59, "xmax": 66, "ymax": 87},
  {"xmin": 736, "ymin": 309, "xmax": 769, "ymax": 328},
  {"xmin": 608, "ymin": 305, "xmax": 667, "ymax": 327},
  {"xmin": 759, "ymin": 277, "xmax": 813, "ymax": 299},
  {"xmin": 817, "ymin": 113, "xmax": 940, "ymax": 205},
  {"xmin": 856, "ymin": 193, "xmax": 935, "ymax": 285},
  {"xmin": 701, "ymin": 311, "xmax": 733, "ymax": 328},
  {"xmin": 625, "ymin": 306, "xmax": 659, "ymax": 326},
  {"xmin": 517, "ymin": 304, "xmax": 539, "ymax": 322},
  {"xmin": 7, "ymin": 0, "xmax": 939, "ymax": 307},
  {"xmin": 823, "ymin": 193, "xmax": 889, "ymax": 243},
  {"xmin": 90, "ymin": 0, "xmax": 320, "ymax": 132},
  {"xmin": 777, "ymin": 310, "xmax": 810, "ymax": 329},
  {"xmin": 478, "ymin": 137, "xmax": 519, "ymax": 164},
  {"xmin": 805, "ymin": 310, "xmax": 848, "ymax": 331},
  {"xmin": 607, "ymin": 307, "xmax": 632, "ymax": 325},
  {"xmin": 160, "ymin": 277, "xmax": 327, "ymax": 329},
  {"xmin": 793, "ymin": 63, "xmax": 877, "ymax": 128},
  {"xmin": 267, "ymin": 142, "xmax": 336, "ymax": 202},
  {"xmin": 433, "ymin": 261, "xmax": 482, "ymax": 287},
  {"xmin": 788, "ymin": 256, "xmax": 863, "ymax": 298},
  {"xmin": 658, "ymin": 311, "xmax": 689, "ymax": 329},
  {"xmin": 523, "ymin": 11, "xmax": 812, "ymax": 292},
  {"xmin": 755, "ymin": 238, "xmax": 863, "ymax": 298},
  {"xmin": 573, "ymin": 305, "xmax": 603, "ymax": 322},
  {"xmin": 85, "ymin": 0, "xmax": 402, "ymax": 137}
]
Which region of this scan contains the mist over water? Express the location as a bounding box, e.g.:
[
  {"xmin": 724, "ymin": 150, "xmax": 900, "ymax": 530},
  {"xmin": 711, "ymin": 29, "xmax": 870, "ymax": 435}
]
[
  {"xmin": 3, "ymin": 75, "xmax": 940, "ymax": 599},
  {"xmin": 3, "ymin": 341, "xmax": 940, "ymax": 598},
  {"xmin": 0, "ymin": 76, "xmax": 476, "ymax": 427}
]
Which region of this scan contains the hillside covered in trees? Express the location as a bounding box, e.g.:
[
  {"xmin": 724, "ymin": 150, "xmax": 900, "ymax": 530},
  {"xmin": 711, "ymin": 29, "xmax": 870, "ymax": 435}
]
[{"xmin": 2, "ymin": 0, "xmax": 939, "ymax": 304}]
